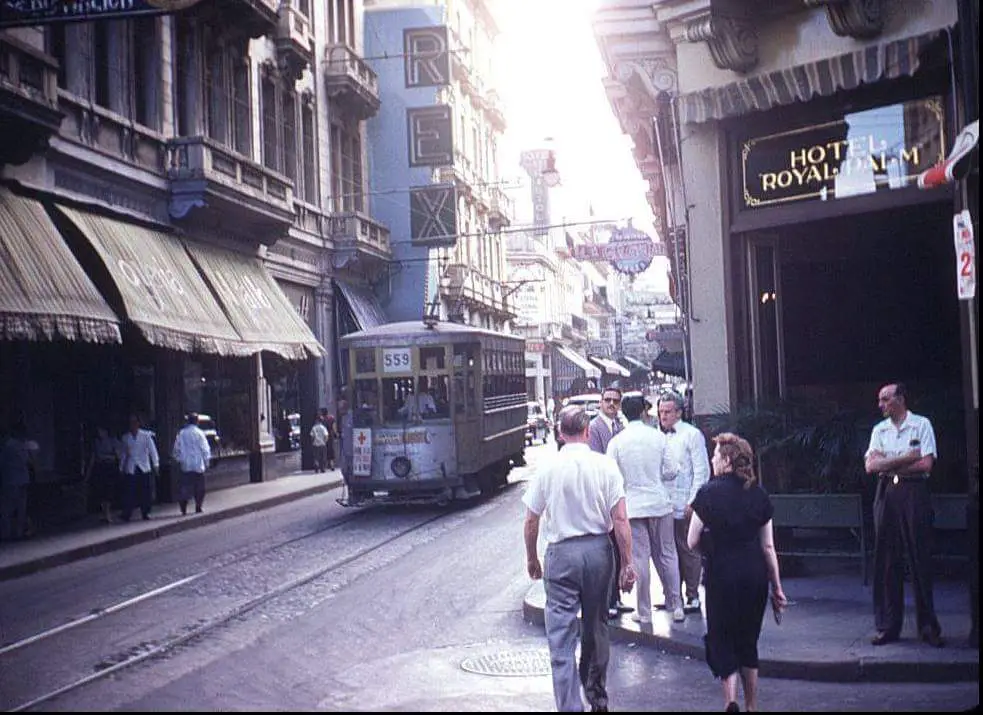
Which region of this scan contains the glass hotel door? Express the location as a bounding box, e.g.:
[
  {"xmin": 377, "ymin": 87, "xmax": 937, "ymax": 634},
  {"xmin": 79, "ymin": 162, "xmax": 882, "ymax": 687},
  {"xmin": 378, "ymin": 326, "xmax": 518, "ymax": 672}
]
[{"xmin": 746, "ymin": 236, "xmax": 785, "ymax": 404}]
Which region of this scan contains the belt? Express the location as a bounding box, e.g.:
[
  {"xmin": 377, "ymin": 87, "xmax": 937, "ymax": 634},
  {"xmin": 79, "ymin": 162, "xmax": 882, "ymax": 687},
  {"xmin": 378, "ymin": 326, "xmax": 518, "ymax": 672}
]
[{"xmin": 883, "ymin": 473, "xmax": 929, "ymax": 485}]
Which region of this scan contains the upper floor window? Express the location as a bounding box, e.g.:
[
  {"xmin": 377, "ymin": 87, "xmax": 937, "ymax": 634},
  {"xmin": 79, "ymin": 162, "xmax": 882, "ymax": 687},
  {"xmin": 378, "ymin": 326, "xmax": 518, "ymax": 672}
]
[
  {"xmin": 327, "ymin": 0, "xmax": 356, "ymax": 47},
  {"xmin": 261, "ymin": 73, "xmax": 318, "ymax": 204},
  {"xmin": 330, "ymin": 121, "xmax": 363, "ymax": 213},
  {"xmin": 47, "ymin": 18, "xmax": 160, "ymax": 130},
  {"xmin": 175, "ymin": 19, "xmax": 251, "ymax": 156}
]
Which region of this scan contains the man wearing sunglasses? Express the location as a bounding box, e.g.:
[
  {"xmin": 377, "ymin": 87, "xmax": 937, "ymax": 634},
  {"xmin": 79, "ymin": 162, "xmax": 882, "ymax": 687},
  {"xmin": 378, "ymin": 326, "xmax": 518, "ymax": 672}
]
[{"xmin": 587, "ymin": 387, "xmax": 632, "ymax": 618}]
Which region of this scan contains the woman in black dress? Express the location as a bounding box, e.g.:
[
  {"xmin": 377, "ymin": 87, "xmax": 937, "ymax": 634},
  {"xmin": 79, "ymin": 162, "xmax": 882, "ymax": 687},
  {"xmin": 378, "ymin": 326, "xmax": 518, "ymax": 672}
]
[
  {"xmin": 86, "ymin": 426, "xmax": 120, "ymax": 523},
  {"xmin": 687, "ymin": 432, "xmax": 787, "ymax": 712}
]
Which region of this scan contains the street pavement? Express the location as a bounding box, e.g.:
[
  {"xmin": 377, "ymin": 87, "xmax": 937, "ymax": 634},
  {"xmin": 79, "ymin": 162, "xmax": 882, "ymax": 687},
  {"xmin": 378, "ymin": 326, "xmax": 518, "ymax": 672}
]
[{"xmin": 0, "ymin": 467, "xmax": 978, "ymax": 686}]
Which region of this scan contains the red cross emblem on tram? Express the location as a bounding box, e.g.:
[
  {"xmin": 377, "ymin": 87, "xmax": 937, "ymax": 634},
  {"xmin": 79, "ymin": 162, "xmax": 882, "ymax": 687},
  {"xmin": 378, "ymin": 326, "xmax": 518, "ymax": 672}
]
[{"xmin": 357, "ymin": 431, "xmax": 367, "ymax": 445}]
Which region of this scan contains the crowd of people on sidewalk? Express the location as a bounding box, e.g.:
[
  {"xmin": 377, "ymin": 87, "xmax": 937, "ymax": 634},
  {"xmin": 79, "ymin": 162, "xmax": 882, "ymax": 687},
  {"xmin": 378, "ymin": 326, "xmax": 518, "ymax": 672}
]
[{"xmin": 522, "ymin": 380, "xmax": 947, "ymax": 712}]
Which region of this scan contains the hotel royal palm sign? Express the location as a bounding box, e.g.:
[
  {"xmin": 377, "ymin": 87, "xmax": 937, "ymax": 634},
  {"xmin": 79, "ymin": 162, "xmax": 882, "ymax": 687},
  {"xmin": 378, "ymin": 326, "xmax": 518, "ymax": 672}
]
[
  {"xmin": 0, "ymin": 0, "xmax": 203, "ymax": 27},
  {"xmin": 742, "ymin": 97, "xmax": 945, "ymax": 208}
]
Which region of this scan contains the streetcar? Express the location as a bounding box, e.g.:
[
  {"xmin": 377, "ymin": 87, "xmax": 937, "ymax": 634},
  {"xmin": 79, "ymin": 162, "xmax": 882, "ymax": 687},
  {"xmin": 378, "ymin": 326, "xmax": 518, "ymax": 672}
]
[{"xmin": 337, "ymin": 320, "xmax": 527, "ymax": 507}]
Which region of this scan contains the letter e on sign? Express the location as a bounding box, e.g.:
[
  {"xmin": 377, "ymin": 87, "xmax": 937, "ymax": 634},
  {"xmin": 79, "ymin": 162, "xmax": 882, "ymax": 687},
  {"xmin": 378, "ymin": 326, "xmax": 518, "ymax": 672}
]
[{"xmin": 953, "ymin": 209, "xmax": 976, "ymax": 300}]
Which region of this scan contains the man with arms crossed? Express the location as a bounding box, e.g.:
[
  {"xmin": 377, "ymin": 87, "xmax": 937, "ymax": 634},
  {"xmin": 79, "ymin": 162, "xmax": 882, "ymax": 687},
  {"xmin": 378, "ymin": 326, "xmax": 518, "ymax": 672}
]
[
  {"xmin": 523, "ymin": 405, "xmax": 636, "ymax": 712},
  {"xmin": 656, "ymin": 392, "xmax": 711, "ymax": 611},
  {"xmin": 864, "ymin": 382, "xmax": 944, "ymax": 647}
]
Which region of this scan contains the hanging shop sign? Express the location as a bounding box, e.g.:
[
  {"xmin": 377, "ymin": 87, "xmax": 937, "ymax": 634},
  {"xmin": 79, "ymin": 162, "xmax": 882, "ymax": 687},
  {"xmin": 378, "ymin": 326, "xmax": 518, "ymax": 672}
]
[
  {"xmin": 953, "ymin": 209, "xmax": 976, "ymax": 301},
  {"xmin": 571, "ymin": 224, "xmax": 666, "ymax": 276},
  {"xmin": 741, "ymin": 97, "xmax": 945, "ymax": 209},
  {"xmin": 0, "ymin": 0, "xmax": 203, "ymax": 28}
]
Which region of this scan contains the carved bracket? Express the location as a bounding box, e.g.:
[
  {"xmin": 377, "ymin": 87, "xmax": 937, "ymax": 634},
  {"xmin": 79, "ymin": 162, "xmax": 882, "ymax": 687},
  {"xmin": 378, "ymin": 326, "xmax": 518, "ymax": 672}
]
[
  {"xmin": 803, "ymin": 0, "xmax": 884, "ymax": 39},
  {"xmin": 684, "ymin": 15, "xmax": 758, "ymax": 74}
]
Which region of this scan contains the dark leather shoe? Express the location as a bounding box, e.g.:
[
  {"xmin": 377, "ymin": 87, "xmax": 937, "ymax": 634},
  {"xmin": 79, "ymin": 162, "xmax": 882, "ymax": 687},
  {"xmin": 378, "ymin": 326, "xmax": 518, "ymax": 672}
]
[
  {"xmin": 920, "ymin": 628, "xmax": 945, "ymax": 648},
  {"xmin": 871, "ymin": 630, "xmax": 899, "ymax": 646}
]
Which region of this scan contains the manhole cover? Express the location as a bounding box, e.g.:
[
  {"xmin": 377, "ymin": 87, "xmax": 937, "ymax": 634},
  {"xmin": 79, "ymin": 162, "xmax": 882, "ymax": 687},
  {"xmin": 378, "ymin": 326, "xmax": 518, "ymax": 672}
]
[{"xmin": 460, "ymin": 649, "xmax": 552, "ymax": 677}]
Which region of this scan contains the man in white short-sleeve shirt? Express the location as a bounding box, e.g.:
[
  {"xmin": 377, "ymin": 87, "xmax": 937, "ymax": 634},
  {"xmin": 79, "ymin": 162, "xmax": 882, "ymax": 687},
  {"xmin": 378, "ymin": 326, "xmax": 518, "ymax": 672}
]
[
  {"xmin": 864, "ymin": 382, "xmax": 943, "ymax": 648},
  {"xmin": 523, "ymin": 405, "xmax": 635, "ymax": 712}
]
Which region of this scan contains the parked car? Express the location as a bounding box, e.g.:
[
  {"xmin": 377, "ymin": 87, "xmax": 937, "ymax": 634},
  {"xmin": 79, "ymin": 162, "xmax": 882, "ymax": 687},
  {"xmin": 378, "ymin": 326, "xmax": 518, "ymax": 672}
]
[
  {"xmin": 526, "ymin": 401, "xmax": 550, "ymax": 446},
  {"xmin": 563, "ymin": 393, "xmax": 603, "ymax": 419},
  {"xmin": 196, "ymin": 413, "xmax": 221, "ymax": 452}
]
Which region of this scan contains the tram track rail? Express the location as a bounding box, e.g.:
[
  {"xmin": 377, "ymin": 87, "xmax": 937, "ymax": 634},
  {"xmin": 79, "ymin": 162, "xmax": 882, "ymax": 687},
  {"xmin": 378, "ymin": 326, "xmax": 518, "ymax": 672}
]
[{"xmin": 1, "ymin": 507, "xmax": 456, "ymax": 713}]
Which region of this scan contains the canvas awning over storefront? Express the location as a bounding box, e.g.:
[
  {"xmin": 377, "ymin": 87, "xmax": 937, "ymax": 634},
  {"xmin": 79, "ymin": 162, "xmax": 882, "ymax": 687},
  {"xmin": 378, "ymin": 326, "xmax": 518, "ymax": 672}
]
[
  {"xmin": 621, "ymin": 355, "xmax": 650, "ymax": 372},
  {"xmin": 651, "ymin": 350, "xmax": 686, "ymax": 378},
  {"xmin": 556, "ymin": 345, "xmax": 602, "ymax": 379},
  {"xmin": 678, "ymin": 30, "xmax": 943, "ymax": 124},
  {"xmin": 590, "ymin": 356, "xmax": 631, "ymax": 377},
  {"xmin": 56, "ymin": 205, "xmax": 248, "ymax": 355},
  {"xmin": 0, "ymin": 188, "xmax": 121, "ymax": 343},
  {"xmin": 334, "ymin": 279, "xmax": 388, "ymax": 332},
  {"xmin": 185, "ymin": 242, "xmax": 325, "ymax": 361}
]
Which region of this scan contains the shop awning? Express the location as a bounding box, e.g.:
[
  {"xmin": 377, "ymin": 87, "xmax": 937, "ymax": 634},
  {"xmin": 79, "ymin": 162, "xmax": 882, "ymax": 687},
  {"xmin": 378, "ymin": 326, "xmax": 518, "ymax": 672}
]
[
  {"xmin": 0, "ymin": 189, "xmax": 121, "ymax": 343},
  {"xmin": 652, "ymin": 350, "xmax": 687, "ymax": 378},
  {"xmin": 334, "ymin": 279, "xmax": 388, "ymax": 331},
  {"xmin": 590, "ymin": 355, "xmax": 631, "ymax": 377},
  {"xmin": 556, "ymin": 345, "xmax": 602, "ymax": 379},
  {"xmin": 678, "ymin": 30, "xmax": 943, "ymax": 124},
  {"xmin": 621, "ymin": 355, "xmax": 650, "ymax": 372},
  {"xmin": 56, "ymin": 205, "xmax": 248, "ymax": 355},
  {"xmin": 185, "ymin": 242, "xmax": 325, "ymax": 361}
]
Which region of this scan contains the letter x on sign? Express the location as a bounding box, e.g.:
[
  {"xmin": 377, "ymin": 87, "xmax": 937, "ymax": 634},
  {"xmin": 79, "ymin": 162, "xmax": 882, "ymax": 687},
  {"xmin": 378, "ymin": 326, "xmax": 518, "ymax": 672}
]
[{"xmin": 410, "ymin": 184, "xmax": 457, "ymax": 247}]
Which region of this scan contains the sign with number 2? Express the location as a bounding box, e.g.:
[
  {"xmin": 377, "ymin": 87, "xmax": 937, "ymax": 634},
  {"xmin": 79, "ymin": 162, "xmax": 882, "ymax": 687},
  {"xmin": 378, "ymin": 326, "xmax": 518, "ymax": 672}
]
[{"xmin": 953, "ymin": 209, "xmax": 976, "ymax": 301}]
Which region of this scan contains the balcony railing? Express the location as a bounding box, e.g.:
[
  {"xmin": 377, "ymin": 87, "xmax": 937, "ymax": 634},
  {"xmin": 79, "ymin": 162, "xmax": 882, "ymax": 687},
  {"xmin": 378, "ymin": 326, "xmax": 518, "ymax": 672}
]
[
  {"xmin": 0, "ymin": 36, "xmax": 63, "ymax": 166},
  {"xmin": 484, "ymin": 89, "xmax": 507, "ymax": 131},
  {"xmin": 276, "ymin": 0, "xmax": 314, "ymax": 80},
  {"xmin": 323, "ymin": 44, "xmax": 380, "ymax": 120},
  {"xmin": 487, "ymin": 185, "xmax": 513, "ymax": 230},
  {"xmin": 166, "ymin": 136, "xmax": 294, "ymax": 243},
  {"xmin": 329, "ymin": 210, "xmax": 391, "ymax": 262}
]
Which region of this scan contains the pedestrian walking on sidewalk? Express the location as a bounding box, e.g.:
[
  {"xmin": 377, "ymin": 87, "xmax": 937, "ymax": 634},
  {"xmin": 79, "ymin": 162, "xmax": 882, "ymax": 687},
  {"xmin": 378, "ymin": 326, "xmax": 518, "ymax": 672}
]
[
  {"xmin": 607, "ymin": 394, "xmax": 683, "ymax": 625},
  {"xmin": 172, "ymin": 413, "xmax": 211, "ymax": 515},
  {"xmin": 86, "ymin": 426, "xmax": 120, "ymax": 523},
  {"xmin": 0, "ymin": 420, "xmax": 38, "ymax": 542},
  {"xmin": 655, "ymin": 392, "xmax": 711, "ymax": 612},
  {"xmin": 523, "ymin": 404, "xmax": 635, "ymax": 712},
  {"xmin": 119, "ymin": 414, "xmax": 159, "ymax": 522},
  {"xmin": 310, "ymin": 415, "xmax": 330, "ymax": 473},
  {"xmin": 587, "ymin": 387, "xmax": 632, "ymax": 620},
  {"xmin": 864, "ymin": 382, "xmax": 944, "ymax": 648},
  {"xmin": 688, "ymin": 432, "xmax": 787, "ymax": 712}
]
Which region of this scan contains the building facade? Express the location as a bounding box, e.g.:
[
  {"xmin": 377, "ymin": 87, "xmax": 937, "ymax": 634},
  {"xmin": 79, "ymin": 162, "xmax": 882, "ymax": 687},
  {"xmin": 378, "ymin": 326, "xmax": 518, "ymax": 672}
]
[
  {"xmin": 0, "ymin": 0, "xmax": 390, "ymax": 494},
  {"xmin": 364, "ymin": 0, "xmax": 512, "ymax": 332},
  {"xmin": 593, "ymin": 0, "xmax": 978, "ymax": 494}
]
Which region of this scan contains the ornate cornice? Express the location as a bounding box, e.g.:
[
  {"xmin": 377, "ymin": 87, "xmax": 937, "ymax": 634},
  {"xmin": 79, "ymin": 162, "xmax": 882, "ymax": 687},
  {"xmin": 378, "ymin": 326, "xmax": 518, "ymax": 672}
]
[
  {"xmin": 683, "ymin": 14, "xmax": 758, "ymax": 73},
  {"xmin": 803, "ymin": 0, "xmax": 884, "ymax": 39}
]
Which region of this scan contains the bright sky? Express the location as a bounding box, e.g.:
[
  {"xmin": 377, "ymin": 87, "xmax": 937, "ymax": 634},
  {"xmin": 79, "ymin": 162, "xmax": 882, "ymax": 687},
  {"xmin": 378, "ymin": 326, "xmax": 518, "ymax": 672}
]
[{"xmin": 494, "ymin": 0, "xmax": 669, "ymax": 290}]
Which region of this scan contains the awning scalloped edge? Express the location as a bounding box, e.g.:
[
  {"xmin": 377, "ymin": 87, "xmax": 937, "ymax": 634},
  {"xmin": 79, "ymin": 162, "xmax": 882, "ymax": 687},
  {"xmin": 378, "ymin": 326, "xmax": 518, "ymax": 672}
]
[{"xmin": 0, "ymin": 314, "xmax": 122, "ymax": 344}]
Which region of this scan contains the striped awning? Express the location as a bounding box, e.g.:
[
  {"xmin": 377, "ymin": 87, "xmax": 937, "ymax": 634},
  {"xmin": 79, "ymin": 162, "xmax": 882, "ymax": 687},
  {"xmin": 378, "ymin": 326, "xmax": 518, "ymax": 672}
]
[
  {"xmin": 335, "ymin": 279, "xmax": 388, "ymax": 332},
  {"xmin": 678, "ymin": 30, "xmax": 944, "ymax": 125},
  {"xmin": 590, "ymin": 355, "xmax": 631, "ymax": 377},
  {"xmin": 0, "ymin": 187, "xmax": 121, "ymax": 343},
  {"xmin": 56, "ymin": 205, "xmax": 248, "ymax": 356},
  {"xmin": 556, "ymin": 345, "xmax": 602, "ymax": 379},
  {"xmin": 186, "ymin": 242, "xmax": 325, "ymax": 361}
]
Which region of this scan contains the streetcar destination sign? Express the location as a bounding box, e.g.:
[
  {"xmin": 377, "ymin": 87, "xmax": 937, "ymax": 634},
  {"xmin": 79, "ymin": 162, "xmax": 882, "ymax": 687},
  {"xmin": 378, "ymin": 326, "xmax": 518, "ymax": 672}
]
[{"xmin": 0, "ymin": 0, "xmax": 203, "ymax": 28}]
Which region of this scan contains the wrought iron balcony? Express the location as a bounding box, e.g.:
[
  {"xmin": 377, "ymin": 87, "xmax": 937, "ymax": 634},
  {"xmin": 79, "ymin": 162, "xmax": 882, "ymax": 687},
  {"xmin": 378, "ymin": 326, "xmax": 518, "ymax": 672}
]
[
  {"xmin": 0, "ymin": 36, "xmax": 63, "ymax": 166},
  {"xmin": 323, "ymin": 44, "xmax": 380, "ymax": 120},
  {"xmin": 191, "ymin": 0, "xmax": 280, "ymax": 40},
  {"xmin": 487, "ymin": 185, "xmax": 513, "ymax": 231},
  {"xmin": 328, "ymin": 211, "xmax": 391, "ymax": 265},
  {"xmin": 166, "ymin": 136, "xmax": 294, "ymax": 245},
  {"xmin": 276, "ymin": 0, "xmax": 314, "ymax": 81},
  {"xmin": 484, "ymin": 89, "xmax": 507, "ymax": 131}
]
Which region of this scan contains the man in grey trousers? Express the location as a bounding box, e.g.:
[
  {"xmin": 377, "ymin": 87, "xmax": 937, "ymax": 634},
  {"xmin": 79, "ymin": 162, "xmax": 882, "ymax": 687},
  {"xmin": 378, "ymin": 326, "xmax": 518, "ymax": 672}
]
[{"xmin": 523, "ymin": 405, "xmax": 636, "ymax": 712}]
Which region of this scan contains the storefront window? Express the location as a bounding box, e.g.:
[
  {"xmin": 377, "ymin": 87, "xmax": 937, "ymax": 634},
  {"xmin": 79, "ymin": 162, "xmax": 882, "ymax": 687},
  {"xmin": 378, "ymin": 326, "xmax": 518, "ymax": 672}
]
[{"xmin": 183, "ymin": 357, "xmax": 251, "ymax": 458}]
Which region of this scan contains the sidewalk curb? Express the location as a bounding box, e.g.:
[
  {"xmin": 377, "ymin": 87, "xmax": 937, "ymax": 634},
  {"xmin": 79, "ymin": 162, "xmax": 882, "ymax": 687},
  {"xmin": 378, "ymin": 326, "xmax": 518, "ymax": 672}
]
[
  {"xmin": 0, "ymin": 479, "xmax": 343, "ymax": 582},
  {"xmin": 522, "ymin": 590, "xmax": 980, "ymax": 684}
]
